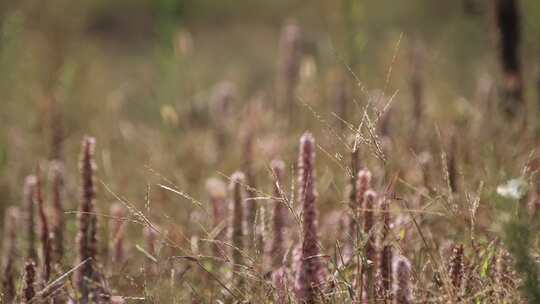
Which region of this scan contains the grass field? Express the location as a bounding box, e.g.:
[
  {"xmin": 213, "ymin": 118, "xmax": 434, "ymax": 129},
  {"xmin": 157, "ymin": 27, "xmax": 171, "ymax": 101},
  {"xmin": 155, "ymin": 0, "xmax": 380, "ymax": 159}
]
[{"xmin": 2, "ymin": 0, "xmax": 540, "ymax": 303}]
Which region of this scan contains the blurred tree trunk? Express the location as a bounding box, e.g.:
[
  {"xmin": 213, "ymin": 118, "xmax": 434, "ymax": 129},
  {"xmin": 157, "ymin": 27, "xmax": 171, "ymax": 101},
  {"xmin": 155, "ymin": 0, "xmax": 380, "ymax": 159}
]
[{"xmin": 494, "ymin": 0, "xmax": 524, "ymax": 118}]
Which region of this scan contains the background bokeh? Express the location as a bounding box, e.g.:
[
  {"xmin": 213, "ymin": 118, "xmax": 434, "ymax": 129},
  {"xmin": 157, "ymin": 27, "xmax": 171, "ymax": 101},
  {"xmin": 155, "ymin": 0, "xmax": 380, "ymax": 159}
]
[
  {"xmin": 1, "ymin": 1, "xmax": 540, "ymax": 300},
  {"xmin": 1, "ymin": 0, "xmax": 539, "ymax": 200}
]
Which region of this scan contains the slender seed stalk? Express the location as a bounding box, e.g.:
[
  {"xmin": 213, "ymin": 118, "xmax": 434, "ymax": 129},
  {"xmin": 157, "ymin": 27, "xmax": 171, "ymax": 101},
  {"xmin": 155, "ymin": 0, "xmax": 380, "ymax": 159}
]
[
  {"xmin": 109, "ymin": 203, "xmax": 127, "ymax": 266},
  {"xmin": 1, "ymin": 207, "xmax": 20, "ymax": 303},
  {"xmin": 334, "ymin": 76, "xmax": 349, "ymax": 131},
  {"xmin": 230, "ymin": 171, "xmax": 246, "ymax": 287},
  {"xmin": 378, "ymin": 194, "xmax": 393, "ymax": 301},
  {"xmin": 211, "ymin": 81, "xmax": 236, "ymax": 151},
  {"xmin": 143, "ymin": 226, "xmax": 159, "ymax": 275},
  {"xmin": 273, "ymin": 267, "xmax": 289, "ymax": 304},
  {"xmin": 277, "ymin": 20, "xmax": 302, "ymax": 115},
  {"xmin": 393, "ymin": 256, "xmax": 413, "ymax": 304},
  {"xmin": 353, "ymin": 169, "xmax": 372, "ymax": 298},
  {"xmin": 447, "ymin": 133, "xmax": 458, "ymax": 193},
  {"xmin": 495, "ymin": 248, "xmax": 514, "ymax": 299},
  {"xmin": 269, "ymin": 159, "xmax": 286, "ymax": 270},
  {"xmin": 361, "ymin": 190, "xmax": 377, "ymax": 303},
  {"xmin": 352, "ymin": 169, "xmax": 371, "ymax": 254},
  {"xmin": 23, "ymin": 260, "xmax": 37, "ymax": 303},
  {"xmin": 49, "ymin": 160, "xmax": 65, "ymax": 269},
  {"xmin": 450, "ymin": 244, "xmax": 464, "ymax": 295},
  {"xmin": 35, "ymin": 166, "xmax": 52, "ymax": 282},
  {"xmin": 410, "ymin": 41, "xmax": 425, "ymax": 151},
  {"xmin": 206, "ymin": 178, "xmax": 228, "ymax": 259},
  {"xmin": 50, "ymin": 102, "xmax": 64, "ymax": 161},
  {"xmin": 74, "ymin": 136, "xmax": 98, "ymax": 304},
  {"xmin": 345, "ymin": 140, "xmax": 361, "ymax": 260},
  {"xmin": 24, "ymin": 175, "xmax": 38, "ymax": 263},
  {"xmin": 242, "ymin": 129, "xmax": 258, "ymax": 249},
  {"xmin": 294, "ymin": 132, "xmax": 326, "ymax": 304}
]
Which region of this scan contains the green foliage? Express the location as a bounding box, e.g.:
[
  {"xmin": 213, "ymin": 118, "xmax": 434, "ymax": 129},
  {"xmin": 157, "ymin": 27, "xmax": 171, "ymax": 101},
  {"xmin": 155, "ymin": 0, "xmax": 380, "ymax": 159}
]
[
  {"xmin": 0, "ymin": 11, "xmax": 24, "ymax": 94},
  {"xmin": 155, "ymin": 0, "xmax": 185, "ymax": 47},
  {"xmin": 497, "ymin": 178, "xmax": 540, "ymax": 303},
  {"xmin": 480, "ymin": 246, "xmax": 494, "ymax": 279}
]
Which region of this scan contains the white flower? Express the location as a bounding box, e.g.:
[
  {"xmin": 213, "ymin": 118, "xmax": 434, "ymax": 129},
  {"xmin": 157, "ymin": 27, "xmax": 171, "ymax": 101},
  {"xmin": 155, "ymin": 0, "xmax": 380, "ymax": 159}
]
[{"xmin": 496, "ymin": 178, "xmax": 528, "ymax": 200}]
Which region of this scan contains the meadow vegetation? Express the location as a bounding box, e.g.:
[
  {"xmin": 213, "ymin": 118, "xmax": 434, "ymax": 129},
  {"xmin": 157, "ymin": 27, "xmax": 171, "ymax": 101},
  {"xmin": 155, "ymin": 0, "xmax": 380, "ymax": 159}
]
[{"xmin": 2, "ymin": 0, "xmax": 540, "ymax": 303}]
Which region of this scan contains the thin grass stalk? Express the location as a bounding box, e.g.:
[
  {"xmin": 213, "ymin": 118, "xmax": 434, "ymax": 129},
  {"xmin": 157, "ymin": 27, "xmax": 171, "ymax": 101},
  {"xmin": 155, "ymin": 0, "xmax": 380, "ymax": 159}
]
[
  {"xmin": 349, "ymin": 139, "xmax": 360, "ymax": 209},
  {"xmin": 23, "ymin": 260, "xmax": 37, "ymax": 303},
  {"xmin": 361, "ymin": 190, "xmax": 377, "ymax": 304},
  {"xmin": 35, "ymin": 166, "xmax": 52, "ymax": 283},
  {"xmin": 347, "ymin": 142, "xmax": 361, "ymax": 258},
  {"xmin": 49, "ymin": 103, "xmax": 63, "ymax": 161},
  {"xmin": 334, "ymin": 76, "xmax": 349, "ymax": 132},
  {"xmin": 352, "ymin": 169, "xmax": 371, "ymax": 256},
  {"xmin": 378, "ymin": 195, "xmax": 393, "ymax": 302},
  {"xmin": 273, "ymin": 267, "xmax": 289, "ymax": 304},
  {"xmin": 206, "ymin": 178, "xmax": 228, "ymax": 260},
  {"xmin": 211, "ymin": 81, "xmax": 235, "ymax": 151},
  {"xmin": 353, "ymin": 169, "xmax": 372, "ymax": 299},
  {"xmin": 495, "ymin": 248, "xmax": 514, "ymax": 300},
  {"xmin": 109, "ymin": 203, "xmax": 127, "ymax": 266},
  {"xmin": 294, "ymin": 132, "xmax": 326, "ymax": 304},
  {"xmin": 277, "ymin": 20, "xmax": 302, "ymax": 115},
  {"xmin": 254, "ymin": 201, "xmax": 267, "ymax": 265},
  {"xmin": 409, "ymin": 42, "xmax": 425, "ymax": 151},
  {"xmin": 24, "ymin": 175, "xmax": 38, "ymax": 263},
  {"xmin": 1, "ymin": 207, "xmax": 20, "ymax": 303},
  {"xmin": 449, "ymin": 244, "xmax": 464, "ymax": 297},
  {"xmin": 143, "ymin": 226, "xmax": 159, "ymax": 275},
  {"xmin": 74, "ymin": 136, "xmax": 98, "ymax": 303},
  {"xmin": 447, "ymin": 134, "xmax": 458, "ymax": 193},
  {"xmin": 49, "ymin": 161, "xmax": 65, "ymax": 269},
  {"xmin": 291, "ymin": 244, "xmax": 302, "ymax": 280},
  {"xmin": 269, "ymin": 159, "xmax": 286, "ymax": 270},
  {"xmin": 393, "ymin": 256, "xmax": 413, "ymax": 304},
  {"xmin": 379, "ymin": 116, "xmax": 392, "ymax": 143},
  {"xmin": 229, "ymin": 171, "xmax": 246, "ymax": 288},
  {"xmin": 242, "ymin": 129, "xmax": 258, "ymax": 249}
]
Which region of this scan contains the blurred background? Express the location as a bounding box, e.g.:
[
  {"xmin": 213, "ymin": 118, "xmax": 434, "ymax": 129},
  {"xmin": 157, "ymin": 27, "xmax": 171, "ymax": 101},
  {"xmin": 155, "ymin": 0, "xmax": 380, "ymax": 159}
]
[{"xmin": 1, "ymin": 0, "xmax": 540, "ymax": 268}]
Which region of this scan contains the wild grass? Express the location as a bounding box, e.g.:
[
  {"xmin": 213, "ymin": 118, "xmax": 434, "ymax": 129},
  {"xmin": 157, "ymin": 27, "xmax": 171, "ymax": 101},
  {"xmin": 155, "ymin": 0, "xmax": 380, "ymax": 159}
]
[{"xmin": 1, "ymin": 0, "xmax": 540, "ymax": 303}]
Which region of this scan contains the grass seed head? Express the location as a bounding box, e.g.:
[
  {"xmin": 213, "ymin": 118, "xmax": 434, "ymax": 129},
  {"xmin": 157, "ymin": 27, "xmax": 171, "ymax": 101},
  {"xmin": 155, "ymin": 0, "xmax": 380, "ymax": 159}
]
[
  {"xmin": 23, "ymin": 260, "xmax": 37, "ymax": 303},
  {"xmin": 269, "ymin": 159, "xmax": 287, "ymax": 270},
  {"xmin": 49, "ymin": 160, "xmax": 65, "ymax": 267},
  {"xmin": 1, "ymin": 207, "xmax": 20, "ymax": 303},
  {"xmin": 393, "ymin": 256, "xmax": 413, "ymax": 304},
  {"xmin": 229, "ymin": 171, "xmax": 246, "ymax": 287},
  {"xmin": 378, "ymin": 195, "xmax": 393, "ymax": 300},
  {"xmin": 35, "ymin": 166, "xmax": 52, "ymax": 282},
  {"xmin": 75, "ymin": 136, "xmax": 98, "ymax": 302},
  {"xmin": 109, "ymin": 203, "xmax": 127, "ymax": 265},
  {"xmin": 143, "ymin": 226, "xmax": 159, "ymax": 275},
  {"xmin": 294, "ymin": 132, "xmax": 326, "ymax": 304},
  {"xmin": 206, "ymin": 178, "xmax": 228, "ymax": 257},
  {"xmin": 277, "ymin": 19, "xmax": 302, "ymax": 111},
  {"xmin": 24, "ymin": 175, "xmax": 38, "ymax": 262}
]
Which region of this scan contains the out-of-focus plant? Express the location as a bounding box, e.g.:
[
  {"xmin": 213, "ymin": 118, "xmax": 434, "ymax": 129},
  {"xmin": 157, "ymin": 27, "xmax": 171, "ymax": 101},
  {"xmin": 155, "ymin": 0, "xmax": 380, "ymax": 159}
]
[
  {"xmin": 155, "ymin": 0, "xmax": 185, "ymax": 47},
  {"xmin": 0, "ymin": 11, "xmax": 24, "ymax": 101},
  {"xmin": 496, "ymin": 177, "xmax": 540, "ymax": 303}
]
